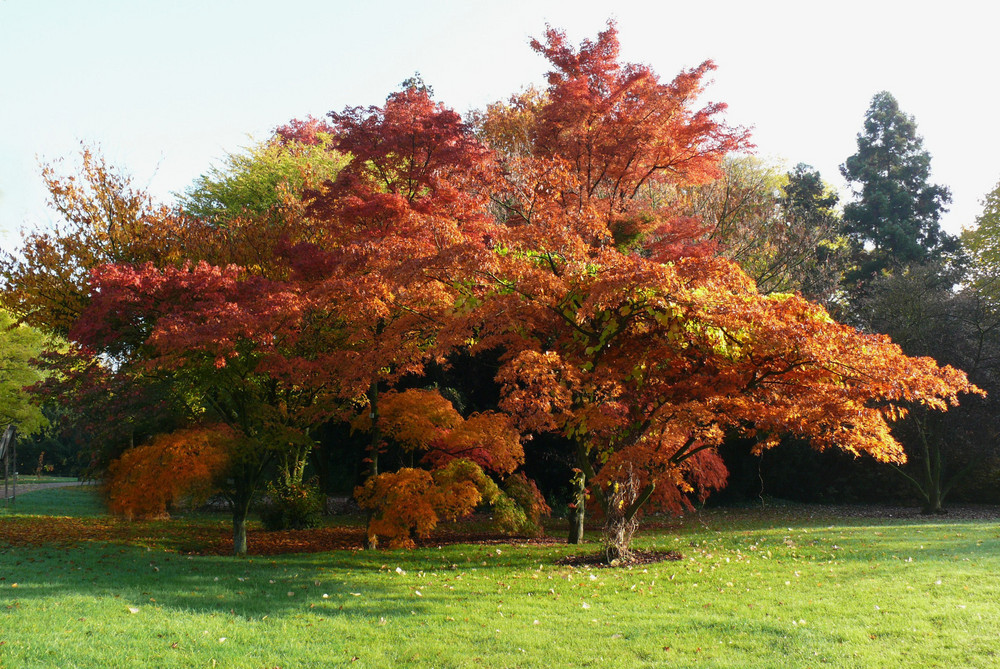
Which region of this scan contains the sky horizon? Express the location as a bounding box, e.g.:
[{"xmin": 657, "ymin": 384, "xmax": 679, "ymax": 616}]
[{"xmin": 2, "ymin": 1, "xmax": 998, "ymax": 252}]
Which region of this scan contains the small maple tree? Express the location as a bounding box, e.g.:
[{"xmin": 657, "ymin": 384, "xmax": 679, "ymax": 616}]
[
  {"xmin": 351, "ymin": 388, "xmax": 543, "ymax": 547},
  {"xmin": 104, "ymin": 425, "xmax": 232, "ymax": 520}
]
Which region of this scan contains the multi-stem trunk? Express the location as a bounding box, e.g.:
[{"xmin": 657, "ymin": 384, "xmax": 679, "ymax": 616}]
[
  {"xmin": 892, "ymin": 413, "xmax": 975, "ymax": 515},
  {"xmin": 364, "ymin": 378, "xmax": 381, "ymax": 549},
  {"xmin": 567, "ymin": 469, "xmax": 586, "ymax": 544}
]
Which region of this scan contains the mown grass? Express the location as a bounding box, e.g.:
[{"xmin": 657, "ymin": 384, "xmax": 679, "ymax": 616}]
[
  {"xmin": 1, "ymin": 488, "xmax": 999, "ymax": 668},
  {"xmin": 1, "ymin": 484, "xmax": 105, "ymax": 517},
  {"xmin": 2, "ymin": 476, "xmax": 80, "ymax": 485}
]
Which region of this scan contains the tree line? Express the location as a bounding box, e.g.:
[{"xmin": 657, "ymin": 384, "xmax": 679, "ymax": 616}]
[{"xmin": 1, "ymin": 23, "xmax": 994, "ymax": 561}]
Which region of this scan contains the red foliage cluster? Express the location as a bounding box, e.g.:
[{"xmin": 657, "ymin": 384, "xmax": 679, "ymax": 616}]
[{"xmin": 273, "ymin": 115, "xmax": 336, "ymax": 146}]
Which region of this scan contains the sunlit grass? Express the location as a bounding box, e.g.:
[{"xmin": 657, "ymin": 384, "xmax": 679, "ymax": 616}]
[
  {"xmin": 1, "ymin": 485, "xmax": 106, "ymax": 517},
  {"xmin": 1, "ymin": 489, "xmax": 998, "ymax": 667}
]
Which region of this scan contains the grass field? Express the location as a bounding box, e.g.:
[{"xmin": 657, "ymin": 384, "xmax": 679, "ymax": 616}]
[
  {"xmin": 2, "ymin": 475, "xmax": 80, "ymax": 486},
  {"xmin": 2, "ymin": 488, "xmax": 999, "ymax": 668}
]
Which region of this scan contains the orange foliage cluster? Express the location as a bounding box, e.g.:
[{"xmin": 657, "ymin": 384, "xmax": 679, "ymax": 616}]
[
  {"xmin": 364, "ymin": 389, "xmax": 523, "ymax": 476},
  {"xmin": 356, "ymin": 459, "xmax": 500, "ymax": 548},
  {"xmin": 351, "ymin": 390, "xmax": 537, "ymax": 547},
  {"xmin": 104, "ymin": 426, "xmax": 232, "ymax": 519}
]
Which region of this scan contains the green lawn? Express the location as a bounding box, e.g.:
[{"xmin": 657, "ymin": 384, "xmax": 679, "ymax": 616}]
[
  {"xmin": 2, "ymin": 475, "xmax": 80, "ymax": 485},
  {"xmin": 2, "ymin": 488, "xmax": 999, "ymax": 667},
  {"xmin": 1, "ymin": 484, "xmax": 104, "ymax": 517}
]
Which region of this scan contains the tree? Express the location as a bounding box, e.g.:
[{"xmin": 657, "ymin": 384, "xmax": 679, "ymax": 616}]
[
  {"xmin": 854, "ymin": 265, "xmax": 999, "ymax": 512},
  {"xmin": 104, "ymin": 424, "xmax": 231, "ymax": 519},
  {"xmin": 301, "ymin": 82, "xmax": 502, "ymax": 546},
  {"xmin": 176, "ymin": 129, "xmax": 348, "ymax": 225},
  {"xmin": 692, "ymin": 159, "xmax": 847, "ymax": 306},
  {"xmin": 349, "ymin": 388, "xmax": 544, "ymax": 546},
  {"xmin": 962, "ymin": 177, "xmax": 1000, "ymax": 299},
  {"xmin": 840, "ymin": 91, "xmax": 956, "ymax": 287},
  {"xmin": 0, "ymin": 309, "xmax": 51, "ymax": 435},
  {"xmin": 466, "ymin": 25, "xmax": 975, "ymax": 561},
  {"xmin": 0, "ymin": 147, "xmax": 191, "ymax": 335},
  {"xmin": 29, "ymin": 348, "xmax": 181, "ymax": 477},
  {"xmin": 524, "ymin": 22, "xmax": 749, "ymax": 246},
  {"xmin": 71, "ymin": 259, "xmax": 344, "ymax": 554}
]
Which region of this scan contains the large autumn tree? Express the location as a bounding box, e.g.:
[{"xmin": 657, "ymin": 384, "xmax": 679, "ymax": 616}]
[{"xmin": 468, "ymin": 23, "xmax": 975, "ymax": 560}]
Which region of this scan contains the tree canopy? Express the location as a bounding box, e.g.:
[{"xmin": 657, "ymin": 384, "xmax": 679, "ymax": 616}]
[
  {"xmin": 0, "ymin": 23, "xmax": 981, "ymax": 560},
  {"xmin": 0, "ymin": 309, "xmax": 52, "ymax": 435}
]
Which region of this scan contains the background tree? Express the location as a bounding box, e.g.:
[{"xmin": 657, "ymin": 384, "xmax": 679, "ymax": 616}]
[
  {"xmin": 30, "ymin": 349, "xmax": 181, "ymax": 477},
  {"xmin": 0, "ymin": 309, "xmax": 52, "ymax": 436},
  {"xmin": 176, "ymin": 128, "xmax": 348, "ymax": 225},
  {"xmin": 692, "ymin": 158, "xmax": 847, "ymax": 306},
  {"xmin": 0, "ymin": 147, "xmax": 191, "ymax": 335},
  {"xmin": 853, "ymin": 265, "xmax": 1000, "ymax": 512},
  {"xmin": 840, "ymin": 91, "xmax": 956, "ymax": 289},
  {"xmin": 962, "ymin": 177, "xmax": 1000, "ymax": 299}
]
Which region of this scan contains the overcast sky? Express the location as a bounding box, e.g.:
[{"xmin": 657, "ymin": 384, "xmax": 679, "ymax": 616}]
[{"xmin": 2, "ymin": 0, "xmax": 997, "ymax": 251}]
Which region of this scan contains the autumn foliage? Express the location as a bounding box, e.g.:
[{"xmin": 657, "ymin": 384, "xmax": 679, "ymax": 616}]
[
  {"xmin": 356, "ymin": 459, "xmax": 497, "ymax": 548},
  {"xmin": 104, "ymin": 425, "xmax": 232, "ymax": 520},
  {"xmin": 351, "ymin": 389, "xmax": 545, "ymax": 546},
  {"xmin": 2, "ymin": 22, "xmax": 980, "ymax": 560}
]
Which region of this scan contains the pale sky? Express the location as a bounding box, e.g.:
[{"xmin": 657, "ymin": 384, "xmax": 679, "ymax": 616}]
[{"xmin": 2, "ymin": 0, "xmax": 998, "ymax": 251}]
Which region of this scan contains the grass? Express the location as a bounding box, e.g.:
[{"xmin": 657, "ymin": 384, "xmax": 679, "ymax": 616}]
[
  {"xmin": 1, "ymin": 489, "xmax": 999, "ymax": 667},
  {"xmin": 1, "ymin": 485, "xmax": 105, "ymax": 517},
  {"xmin": 2, "ymin": 475, "xmax": 80, "ymax": 485}
]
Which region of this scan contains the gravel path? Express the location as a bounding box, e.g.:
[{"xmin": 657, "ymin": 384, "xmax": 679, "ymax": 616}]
[{"xmin": 1, "ymin": 480, "xmax": 89, "ymax": 499}]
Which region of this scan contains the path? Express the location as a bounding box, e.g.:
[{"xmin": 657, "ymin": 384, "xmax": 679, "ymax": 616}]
[{"xmin": 2, "ymin": 480, "xmax": 89, "ymax": 499}]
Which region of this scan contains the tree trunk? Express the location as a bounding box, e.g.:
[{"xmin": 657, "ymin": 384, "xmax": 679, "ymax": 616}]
[
  {"xmin": 233, "ymin": 501, "xmax": 249, "ymax": 556},
  {"xmin": 920, "ymin": 440, "xmax": 945, "ymax": 514},
  {"xmin": 567, "ymin": 469, "xmax": 586, "ymax": 544},
  {"xmin": 365, "ymin": 378, "xmax": 381, "ymax": 550}
]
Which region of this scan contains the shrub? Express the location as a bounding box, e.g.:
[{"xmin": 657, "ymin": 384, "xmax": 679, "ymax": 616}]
[{"xmin": 259, "ymin": 479, "xmax": 324, "ymax": 530}]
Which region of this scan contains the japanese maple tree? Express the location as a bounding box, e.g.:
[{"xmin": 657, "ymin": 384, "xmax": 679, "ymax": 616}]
[
  {"xmin": 72, "ymin": 259, "xmax": 344, "ymax": 554},
  {"xmin": 466, "ymin": 23, "xmax": 976, "ymax": 560},
  {"xmin": 297, "ymin": 83, "xmax": 507, "ymax": 542}
]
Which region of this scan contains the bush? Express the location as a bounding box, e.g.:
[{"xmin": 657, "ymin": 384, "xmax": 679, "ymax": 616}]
[{"xmin": 259, "ymin": 479, "xmax": 324, "ymax": 530}]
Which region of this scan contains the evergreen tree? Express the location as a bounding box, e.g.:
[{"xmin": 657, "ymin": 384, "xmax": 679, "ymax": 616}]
[{"xmin": 840, "ymin": 91, "xmax": 955, "ymax": 286}]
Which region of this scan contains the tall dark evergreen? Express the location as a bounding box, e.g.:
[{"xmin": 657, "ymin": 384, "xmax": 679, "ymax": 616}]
[{"xmin": 840, "ymin": 91, "xmax": 955, "ymax": 285}]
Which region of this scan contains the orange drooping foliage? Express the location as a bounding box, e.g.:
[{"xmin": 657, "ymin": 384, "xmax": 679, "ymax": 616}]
[
  {"xmin": 351, "ymin": 389, "xmax": 538, "ymax": 546},
  {"xmin": 104, "ymin": 425, "xmax": 233, "ymax": 519},
  {"xmin": 355, "ymin": 459, "xmax": 500, "ymax": 548}
]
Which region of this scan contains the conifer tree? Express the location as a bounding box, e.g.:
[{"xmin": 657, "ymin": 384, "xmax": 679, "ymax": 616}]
[{"xmin": 840, "ymin": 91, "xmax": 955, "ymax": 287}]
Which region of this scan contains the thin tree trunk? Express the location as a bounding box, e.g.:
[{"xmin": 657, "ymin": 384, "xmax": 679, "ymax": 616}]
[
  {"xmin": 921, "ymin": 438, "xmax": 944, "ymax": 514},
  {"xmin": 232, "ymin": 498, "xmax": 250, "ymax": 556},
  {"xmin": 365, "ymin": 378, "xmax": 381, "ymax": 550},
  {"xmin": 567, "ymin": 469, "xmax": 586, "ymax": 544}
]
